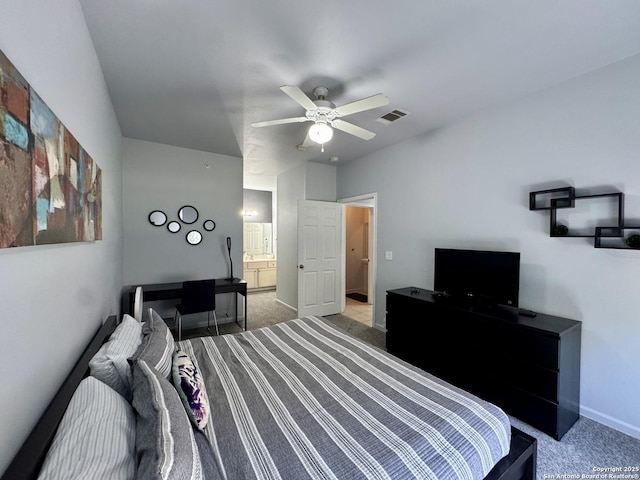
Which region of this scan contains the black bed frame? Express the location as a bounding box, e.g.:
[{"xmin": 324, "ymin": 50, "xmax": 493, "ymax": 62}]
[
  {"xmin": 486, "ymin": 427, "xmax": 537, "ymax": 480},
  {"xmin": 1, "ymin": 314, "xmax": 536, "ymax": 480}
]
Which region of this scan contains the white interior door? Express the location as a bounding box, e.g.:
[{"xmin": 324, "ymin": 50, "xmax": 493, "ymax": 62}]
[{"xmin": 297, "ymin": 200, "xmax": 343, "ymax": 317}]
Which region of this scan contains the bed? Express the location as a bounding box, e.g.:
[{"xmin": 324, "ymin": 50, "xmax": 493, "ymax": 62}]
[{"xmin": 2, "ymin": 312, "xmax": 536, "ymax": 480}]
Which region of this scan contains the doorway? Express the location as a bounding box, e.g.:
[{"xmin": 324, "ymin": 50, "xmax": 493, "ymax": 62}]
[
  {"xmin": 242, "ymin": 188, "xmax": 277, "ymax": 292},
  {"xmin": 340, "ymin": 194, "xmax": 376, "ymax": 327}
]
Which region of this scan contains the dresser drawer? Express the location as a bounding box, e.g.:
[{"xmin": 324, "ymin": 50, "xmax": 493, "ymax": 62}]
[
  {"xmin": 506, "ymin": 330, "xmax": 559, "ymax": 370},
  {"xmin": 386, "ymin": 292, "xmax": 414, "ymax": 318},
  {"xmin": 470, "ymin": 373, "xmax": 559, "ymax": 437},
  {"xmin": 495, "ymin": 362, "xmax": 559, "ymax": 402},
  {"xmin": 387, "ymin": 292, "xmax": 445, "ymax": 327},
  {"xmin": 504, "ymin": 387, "xmax": 559, "ymax": 437},
  {"xmin": 386, "ymin": 331, "xmax": 419, "ymax": 365}
]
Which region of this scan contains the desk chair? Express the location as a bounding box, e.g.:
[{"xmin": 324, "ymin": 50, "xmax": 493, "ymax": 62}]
[{"xmin": 174, "ymin": 279, "xmax": 218, "ymax": 341}]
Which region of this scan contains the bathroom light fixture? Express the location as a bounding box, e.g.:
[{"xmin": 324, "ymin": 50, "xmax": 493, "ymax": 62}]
[{"xmin": 308, "ymin": 122, "xmax": 333, "ymax": 144}]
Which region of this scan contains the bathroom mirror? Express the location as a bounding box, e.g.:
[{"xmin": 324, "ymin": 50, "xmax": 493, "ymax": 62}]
[
  {"xmin": 186, "ymin": 230, "xmax": 202, "ymax": 245},
  {"xmin": 178, "ymin": 205, "xmax": 198, "ymax": 224},
  {"xmin": 203, "ymin": 219, "xmax": 216, "ymax": 231},
  {"xmin": 148, "ymin": 210, "xmax": 167, "ymax": 226},
  {"xmin": 167, "ymin": 221, "xmax": 181, "ymax": 233}
]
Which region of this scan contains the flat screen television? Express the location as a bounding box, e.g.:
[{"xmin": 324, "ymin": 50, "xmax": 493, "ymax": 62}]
[{"xmin": 434, "ymin": 248, "xmax": 520, "ymax": 307}]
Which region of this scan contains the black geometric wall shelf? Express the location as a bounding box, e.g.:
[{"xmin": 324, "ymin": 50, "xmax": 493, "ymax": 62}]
[
  {"xmin": 549, "ymin": 192, "xmax": 624, "ymax": 238},
  {"xmin": 530, "ymin": 186, "xmax": 637, "ymax": 250},
  {"xmin": 595, "ymin": 226, "xmax": 640, "ymax": 249},
  {"xmin": 529, "ymin": 186, "xmax": 576, "ymax": 210}
]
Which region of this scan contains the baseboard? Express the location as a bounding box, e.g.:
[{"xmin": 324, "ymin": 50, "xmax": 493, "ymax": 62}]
[
  {"xmin": 248, "ymin": 286, "xmax": 276, "ymax": 293},
  {"xmin": 346, "ymin": 288, "xmax": 367, "ymax": 295},
  {"xmin": 373, "ymin": 320, "xmax": 387, "ymax": 332},
  {"xmin": 275, "ymin": 298, "xmax": 297, "ymax": 313},
  {"xmin": 581, "ymin": 405, "xmax": 640, "ymax": 440}
]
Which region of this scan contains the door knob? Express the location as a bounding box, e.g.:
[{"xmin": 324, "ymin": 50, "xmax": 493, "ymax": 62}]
[{"xmin": 299, "ymin": 264, "xmax": 304, "ymax": 269}]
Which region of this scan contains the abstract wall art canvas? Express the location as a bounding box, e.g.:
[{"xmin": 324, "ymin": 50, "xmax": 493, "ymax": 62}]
[{"xmin": 0, "ymin": 49, "xmax": 101, "ymax": 248}]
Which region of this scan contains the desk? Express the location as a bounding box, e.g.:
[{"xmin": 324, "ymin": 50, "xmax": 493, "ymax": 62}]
[{"xmin": 125, "ymin": 278, "xmax": 248, "ymax": 332}]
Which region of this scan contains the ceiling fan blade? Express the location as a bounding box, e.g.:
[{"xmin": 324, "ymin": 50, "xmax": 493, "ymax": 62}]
[
  {"xmin": 332, "ymin": 119, "xmax": 376, "ymax": 140},
  {"xmin": 334, "ymin": 93, "xmax": 389, "ymax": 117},
  {"xmin": 251, "ymin": 116, "xmax": 309, "ymax": 128},
  {"xmin": 280, "ymin": 85, "xmax": 318, "ymax": 111}
]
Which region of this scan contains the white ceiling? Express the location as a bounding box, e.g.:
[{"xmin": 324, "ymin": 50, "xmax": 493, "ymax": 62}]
[{"xmin": 79, "ymin": 0, "xmax": 640, "ymax": 177}]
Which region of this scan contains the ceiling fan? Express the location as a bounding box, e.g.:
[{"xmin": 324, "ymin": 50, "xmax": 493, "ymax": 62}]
[{"xmin": 251, "ymin": 85, "xmax": 389, "ymax": 149}]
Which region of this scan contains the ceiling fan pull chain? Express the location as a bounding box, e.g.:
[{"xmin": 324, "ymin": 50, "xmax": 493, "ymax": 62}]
[{"xmin": 321, "ymin": 143, "xmax": 325, "ymax": 153}]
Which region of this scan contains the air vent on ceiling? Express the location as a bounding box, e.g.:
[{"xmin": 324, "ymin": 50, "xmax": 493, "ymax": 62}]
[{"xmin": 376, "ymin": 109, "xmax": 410, "ymax": 125}]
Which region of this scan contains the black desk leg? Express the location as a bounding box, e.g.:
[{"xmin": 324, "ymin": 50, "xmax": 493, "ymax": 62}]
[{"xmin": 235, "ymin": 294, "xmax": 238, "ymax": 328}]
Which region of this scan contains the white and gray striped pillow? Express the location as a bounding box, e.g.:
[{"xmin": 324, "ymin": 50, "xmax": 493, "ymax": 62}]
[
  {"xmin": 131, "ymin": 308, "xmax": 175, "ymax": 380},
  {"xmin": 132, "ymin": 359, "xmax": 203, "ymax": 480},
  {"xmin": 89, "ymin": 314, "xmax": 143, "ymax": 400},
  {"xmin": 38, "ymin": 376, "xmax": 136, "ymax": 480}
]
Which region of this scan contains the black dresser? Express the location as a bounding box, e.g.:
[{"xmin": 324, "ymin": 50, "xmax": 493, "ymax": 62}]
[{"xmin": 386, "ymin": 287, "xmax": 581, "ymax": 440}]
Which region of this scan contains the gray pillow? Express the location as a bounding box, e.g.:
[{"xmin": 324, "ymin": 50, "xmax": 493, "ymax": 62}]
[
  {"xmin": 38, "ymin": 377, "xmax": 136, "ymax": 480},
  {"xmin": 132, "ymin": 359, "xmax": 203, "ymax": 480},
  {"xmin": 130, "ymin": 308, "xmax": 175, "ymax": 380},
  {"xmin": 89, "ymin": 314, "xmax": 143, "ymax": 401}
]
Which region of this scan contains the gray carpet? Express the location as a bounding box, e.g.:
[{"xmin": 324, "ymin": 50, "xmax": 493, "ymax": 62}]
[
  {"xmin": 511, "ymin": 416, "xmax": 640, "ymax": 478},
  {"xmin": 186, "ymin": 290, "xmax": 386, "ymax": 349},
  {"xmin": 187, "ymin": 291, "xmax": 640, "ymax": 477}
]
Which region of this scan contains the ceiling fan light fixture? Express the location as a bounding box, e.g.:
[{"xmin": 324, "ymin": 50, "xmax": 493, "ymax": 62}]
[{"xmin": 308, "ymin": 122, "xmax": 333, "ymax": 144}]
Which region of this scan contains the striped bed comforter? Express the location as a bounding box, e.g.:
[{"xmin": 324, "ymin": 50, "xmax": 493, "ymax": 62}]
[{"xmin": 179, "ymin": 316, "xmax": 511, "ymax": 480}]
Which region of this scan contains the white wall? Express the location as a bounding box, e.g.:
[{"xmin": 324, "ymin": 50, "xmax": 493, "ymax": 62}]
[
  {"xmin": 276, "ymin": 164, "xmax": 307, "ymax": 309},
  {"xmin": 122, "ymin": 138, "xmax": 243, "ymax": 319},
  {"xmin": 0, "ymin": 0, "xmax": 123, "ymax": 474},
  {"xmin": 276, "ymin": 162, "xmax": 337, "ymax": 309},
  {"xmin": 337, "ymin": 53, "xmax": 640, "ymax": 438},
  {"xmin": 244, "ymin": 173, "xmax": 276, "ymax": 192},
  {"xmin": 306, "ymin": 162, "xmax": 337, "ymax": 201}
]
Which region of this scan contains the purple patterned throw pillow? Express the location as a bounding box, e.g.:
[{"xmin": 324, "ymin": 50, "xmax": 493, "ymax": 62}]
[{"xmin": 171, "ymin": 350, "xmax": 210, "ymax": 430}]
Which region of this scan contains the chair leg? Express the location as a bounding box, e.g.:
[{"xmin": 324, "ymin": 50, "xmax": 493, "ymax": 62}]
[
  {"xmin": 213, "ymin": 311, "xmax": 219, "ymax": 336},
  {"xmin": 207, "ymin": 311, "xmax": 220, "ymax": 336}
]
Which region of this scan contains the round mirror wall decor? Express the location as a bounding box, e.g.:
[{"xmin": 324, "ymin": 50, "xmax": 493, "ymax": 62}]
[
  {"xmin": 186, "ymin": 230, "xmax": 202, "ymax": 245},
  {"xmin": 149, "ymin": 210, "xmax": 167, "ymax": 226},
  {"xmin": 149, "ymin": 205, "xmax": 212, "ymax": 245},
  {"xmin": 178, "ymin": 205, "xmax": 198, "ymax": 224}
]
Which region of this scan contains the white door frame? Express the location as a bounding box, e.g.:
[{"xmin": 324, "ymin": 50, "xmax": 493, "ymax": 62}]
[{"xmin": 338, "ymin": 193, "xmax": 377, "ymax": 327}]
